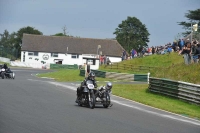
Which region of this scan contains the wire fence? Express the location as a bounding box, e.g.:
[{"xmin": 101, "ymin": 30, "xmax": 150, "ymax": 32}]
[{"xmin": 104, "ymin": 63, "xmax": 159, "ymax": 72}]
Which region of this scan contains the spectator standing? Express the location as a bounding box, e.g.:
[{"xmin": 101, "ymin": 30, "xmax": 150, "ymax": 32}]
[
  {"xmin": 131, "ymin": 48, "xmax": 135, "ymax": 59},
  {"xmin": 167, "ymin": 46, "xmax": 172, "ymax": 54},
  {"xmin": 100, "ymin": 55, "xmax": 103, "ymax": 65},
  {"xmin": 182, "ymin": 42, "xmax": 192, "ymax": 65},
  {"xmin": 152, "ymin": 47, "xmax": 155, "ymax": 54},
  {"xmin": 122, "ymin": 50, "xmax": 126, "ymax": 61},
  {"xmin": 103, "ymin": 55, "xmax": 107, "ymax": 64},
  {"xmin": 194, "ymin": 43, "xmax": 200, "ymax": 63}
]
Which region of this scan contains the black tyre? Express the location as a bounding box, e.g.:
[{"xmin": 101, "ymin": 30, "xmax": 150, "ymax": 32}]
[
  {"xmin": 89, "ymin": 91, "xmax": 95, "ymax": 109},
  {"xmin": 103, "ymin": 93, "xmax": 110, "ymax": 108},
  {"xmin": 1, "ymin": 74, "xmax": 4, "ymax": 79},
  {"xmin": 78, "ymin": 101, "xmax": 82, "ymax": 106},
  {"xmin": 77, "ymin": 96, "xmax": 82, "ymax": 106}
]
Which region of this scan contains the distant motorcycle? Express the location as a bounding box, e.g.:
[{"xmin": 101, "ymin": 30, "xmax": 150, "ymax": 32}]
[
  {"xmin": 76, "ymin": 80, "xmax": 96, "ymax": 109},
  {"xmin": 95, "ymin": 82, "xmax": 113, "ymax": 108},
  {"xmin": 5, "ymin": 68, "xmax": 15, "ymax": 79},
  {"xmin": 0, "ymin": 67, "xmax": 5, "ymax": 79}
]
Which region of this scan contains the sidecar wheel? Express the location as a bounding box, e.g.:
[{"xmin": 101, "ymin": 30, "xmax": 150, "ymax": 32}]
[
  {"xmin": 103, "ymin": 93, "xmax": 110, "ymax": 108},
  {"xmin": 78, "ymin": 102, "xmax": 82, "ymax": 106}
]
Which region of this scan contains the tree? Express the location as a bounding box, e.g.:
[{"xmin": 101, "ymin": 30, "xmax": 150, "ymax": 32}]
[
  {"xmin": 53, "ymin": 33, "xmax": 66, "ymax": 36},
  {"xmin": 15, "ymin": 26, "xmax": 43, "ymax": 57},
  {"xmin": 0, "ymin": 30, "xmax": 10, "ymax": 48},
  {"xmin": 62, "ymin": 25, "xmax": 68, "ymax": 36},
  {"xmin": 178, "ymin": 9, "xmax": 200, "ymax": 37},
  {"xmin": 0, "ymin": 30, "xmax": 17, "ymax": 49},
  {"xmin": 52, "ymin": 26, "xmax": 74, "ymax": 37},
  {"xmin": 113, "ymin": 16, "xmax": 150, "ymax": 52}
]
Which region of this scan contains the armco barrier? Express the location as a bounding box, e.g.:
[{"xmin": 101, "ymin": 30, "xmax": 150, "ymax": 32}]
[
  {"xmin": 50, "ymin": 64, "xmax": 78, "ymax": 69},
  {"xmin": 79, "ymin": 69, "xmax": 148, "ymax": 82},
  {"xmin": 134, "ymin": 74, "xmax": 149, "ymax": 82},
  {"xmin": 10, "ymin": 61, "xmax": 50, "ymax": 69},
  {"xmin": 80, "ymin": 69, "xmax": 85, "ymax": 76},
  {"xmin": 0, "ymin": 57, "xmax": 10, "ymax": 63},
  {"xmin": 79, "ymin": 69, "xmax": 106, "ymax": 78},
  {"xmin": 149, "ymin": 77, "xmax": 200, "ymax": 105},
  {"xmin": 92, "ymin": 70, "xmax": 106, "ymax": 78}
]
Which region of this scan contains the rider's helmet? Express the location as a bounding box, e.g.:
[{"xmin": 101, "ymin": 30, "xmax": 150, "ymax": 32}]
[
  {"xmin": 106, "ymin": 82, "xmax": 112, "ymax": 90},
  {"xmin": 88, "ymin": 71, "xmax": 95, "ymax": 81},
  {"xmin": 3, "ymin": 63, "xmax": 7, "ymax": 68}
]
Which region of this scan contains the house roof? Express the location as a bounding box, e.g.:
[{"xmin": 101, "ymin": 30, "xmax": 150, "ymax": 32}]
[{"xmin": 21, "ymin": 34, "xmax": 124, "ymax": 57}]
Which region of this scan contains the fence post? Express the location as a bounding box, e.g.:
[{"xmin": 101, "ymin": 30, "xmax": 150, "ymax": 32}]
[{"xmin": 147, "ymin": 72, "xmax": 150, "ymax": 84}]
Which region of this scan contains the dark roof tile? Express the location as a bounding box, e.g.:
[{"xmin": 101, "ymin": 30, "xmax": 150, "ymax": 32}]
[{"xmin": 21, "ymin": 34, "xmax": 124, "ymax": 57}]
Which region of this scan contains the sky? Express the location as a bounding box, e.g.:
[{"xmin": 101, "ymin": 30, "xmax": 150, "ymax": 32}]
[{"xmin": 0, "ymin": 0, "xmax": 200, "ymax": 47}]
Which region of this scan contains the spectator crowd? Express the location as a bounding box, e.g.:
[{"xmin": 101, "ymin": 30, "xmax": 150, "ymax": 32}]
[{"xmin": 121, "ymin": 38, "xmax": 200, "ymax": 64}]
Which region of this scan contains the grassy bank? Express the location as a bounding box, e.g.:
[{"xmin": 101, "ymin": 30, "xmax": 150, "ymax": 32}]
[
  {"xmin": 113, "ymin": 84, "xmax": 200, "ymax": 119},
  {"xmin": 99, "ymin": 52, "xmax": 200, "ymax": 84}
]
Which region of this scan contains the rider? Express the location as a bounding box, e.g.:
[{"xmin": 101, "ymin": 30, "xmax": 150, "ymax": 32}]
[
  {"xmin": 76, "ymin": 71, "xmax": 98, "ymax": 103},
  {"xmin": 97, "ymin": 82, "xmax": 113, "ymax": 97},
  {"xmin": 2, "ymin": 63, "xmax": 8, "ymax": 70}
]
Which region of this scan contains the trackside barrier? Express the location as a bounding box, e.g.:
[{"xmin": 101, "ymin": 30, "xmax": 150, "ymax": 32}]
[
  {"xmin": 10, "ymin": 61, "xmax": 50, "ymax": 69},
  {"xmin": 0, "ymin": 57, "xmax": 10, "ymax": 63},
  {"xmin": 79, "ymin": 69, "xmax": 149, "ymax": 82},
  {"xmin": 50, "ymin": 64, "xmax": 78, "ymax": 69},
  {"xmin": 149, "ymin": 77, "xmax": 200, "ymax": 105}
]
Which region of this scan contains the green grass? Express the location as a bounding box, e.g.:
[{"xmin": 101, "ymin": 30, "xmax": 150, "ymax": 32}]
[
  {"xmin": 100, "ymin": 52, "xmax": 200, "ymax": 84},
  {"xmin": 112, "ymin": 84, "xmax": 200, "ymax": 119},
  {"xmin": 37, "ymin": 69, "xmax": 115, "ymax": 82}
]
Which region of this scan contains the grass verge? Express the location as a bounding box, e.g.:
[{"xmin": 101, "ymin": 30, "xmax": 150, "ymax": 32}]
[{"xmin": 112, "ymin": 84, "xmax": 200, "ymax": 119}]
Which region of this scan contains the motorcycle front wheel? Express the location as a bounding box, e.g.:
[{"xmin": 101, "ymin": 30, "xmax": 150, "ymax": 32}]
[{"xmin": 88, "ymin": 91, "xmax": 95, "ymax": 109}]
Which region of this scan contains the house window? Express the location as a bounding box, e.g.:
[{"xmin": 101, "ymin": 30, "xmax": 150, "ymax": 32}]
[
  {"xmin": 28, "ymin": 52, "xmax": 38, "ymax": 56},
  {"xmin": 51, "ymin": 53, "xmax": 58, "ymax": 57},
  {"xmin": 71, "ymin": 54, "xmax": 79, "ymax": 59}
]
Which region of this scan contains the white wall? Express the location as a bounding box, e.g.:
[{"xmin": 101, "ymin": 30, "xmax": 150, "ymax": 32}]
[
  {"xmin": 10, "ymin": 61, "xmax": 50, "ymax": 69},
  {"xmin": 108, "ymin": 56, "xmax": 122, "ymax": 63},
  {"xmin": 21, "ymin": 51, "xmax": 83, "ymax": 65},
  {"xmin": 21, "ymin": 51, "xmax": 122, "ymax": 69}
]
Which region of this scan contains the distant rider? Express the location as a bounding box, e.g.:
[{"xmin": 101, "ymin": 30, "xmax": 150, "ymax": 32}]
[{"xmin": 2, "ymin": 63, "xmax": 8, "ymax": 70}]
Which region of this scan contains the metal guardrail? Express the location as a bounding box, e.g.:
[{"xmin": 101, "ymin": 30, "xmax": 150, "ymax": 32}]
[{"xmin": 149, "ymin": 77, "xmax": 200, "ymax": 105}]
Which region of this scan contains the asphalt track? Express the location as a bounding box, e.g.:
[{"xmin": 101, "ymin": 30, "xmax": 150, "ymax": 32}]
[{"xmin": 0, "ymin": 68, "xmax": 199, "ymax": 133}]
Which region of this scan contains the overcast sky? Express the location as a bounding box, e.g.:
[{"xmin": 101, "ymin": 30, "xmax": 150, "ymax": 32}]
[{"xmin": 0, "ymin": 0, "xmax": 199, "ymax": 46}]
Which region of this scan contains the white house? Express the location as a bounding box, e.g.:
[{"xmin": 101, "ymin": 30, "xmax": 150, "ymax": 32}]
[{"xmin": 20, "ymin": 34, "xmax": 124, "ymax": 69}]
